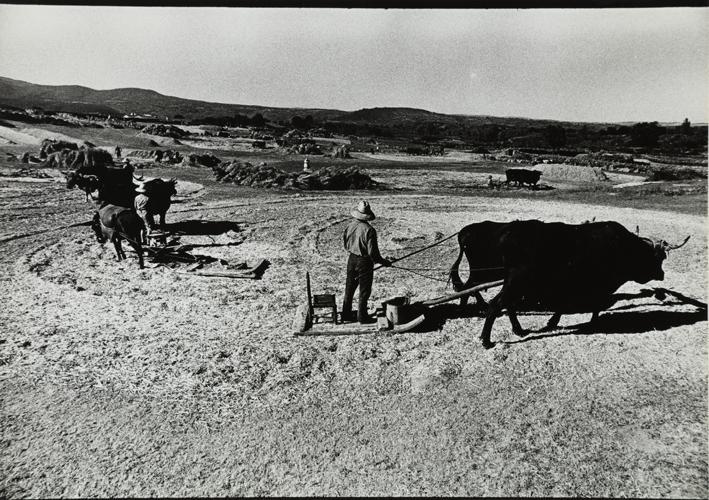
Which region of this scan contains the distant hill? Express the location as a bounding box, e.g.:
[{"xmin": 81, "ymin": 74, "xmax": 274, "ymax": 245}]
[
  {"xmin": 333, "ymin": 107, "xmax": 452, "ymax": 123},
  {"xmin": 0, "ymin": 76, "xmax": 344, "ymax": 122},
  {"xmin": 1, "ymin": 75, "xmax": 700, "ymax": 132}
]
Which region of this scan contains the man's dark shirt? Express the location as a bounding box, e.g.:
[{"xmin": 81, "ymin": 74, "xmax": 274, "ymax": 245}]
[{"xmin": 343, "ymin": 219, "xmax": 385, "ymax": 263}]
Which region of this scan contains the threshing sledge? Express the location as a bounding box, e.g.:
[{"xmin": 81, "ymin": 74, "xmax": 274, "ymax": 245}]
[
  {"xmin": 291, "ymin": 271, "xmax": 503, "ymax": 336},
  {"xmin": 142, "ymin": 230, "xmax": 268, "ymax": 279}
]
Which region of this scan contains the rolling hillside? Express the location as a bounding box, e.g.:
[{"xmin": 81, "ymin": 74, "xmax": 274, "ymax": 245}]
[
  {"xmin": 1, "ymin": 75, "xmax": 614, "ymax": 130},
  {"xmin": 1, "ymin": 76, "xmax": 703, "ymax": 146},
  {"xmin": 0, "ymin": 76, "xmax": 344, "ymax": 122}
]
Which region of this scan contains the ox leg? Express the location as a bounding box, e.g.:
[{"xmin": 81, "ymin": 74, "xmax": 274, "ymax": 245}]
[
  {"xmin": 543, "ymin": 312, "xmax": 562, "ymax": 331},
  {"xmin": 113, "ymin": 239, "xmax": 123, "ymax": 261},
  {"xmin": 481, "ymin": 295, "xmax": 503, "ymax": 349},
  {"xmin": 130, "ymin": 242, "xmax": 144, "ymax": 269},
  {"xmin": 91, "ymin": 213, "xmax": 105, "ymax": 243},
  {"xmin": 461, "ymin": 291, "xmax": 487, "ymax": 308},
  {"xmin": 159, "ymin": 212, "xmax": 166, "ymax": 228},
  {"xmin": 457, "ymin": 279, "xmax": 487, "ymax": 308},
  {"xmin": 508, "ymin": 309, "xmax": 527, "ymax": 337},
  {"xmin": 481, "ymin": 273, "xmax": 526, "ymax": 348}
]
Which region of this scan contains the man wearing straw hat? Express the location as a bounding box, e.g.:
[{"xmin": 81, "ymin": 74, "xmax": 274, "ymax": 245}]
[
  {"xmin": 342, "ymin": 200, "xmax": 392, "ymax": 324},
  {"xmin": 133, "ymin": 181, "xmax": 155, "ymax": 241}
]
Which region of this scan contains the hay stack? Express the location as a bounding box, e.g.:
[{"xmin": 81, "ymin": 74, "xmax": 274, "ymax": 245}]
[
  {"xmin": 128, "ymin": 149, "xmax": 184, "ymax": 164},
  {"xmin": 182, "ymin": 153, "xmax": 221, "ymax": 168},
  {"xmin": 39, "ymin": 139, "xmax": 78, "ymax": 159},
  {"xmin": 141, "ymin": 124, "xmax": 190, "ymax": 138},
  {"xmin": 213, "ymin": 162, "xmax": 378, "ymax": 190},
  {"xmin": 534, "ymin": 163, "xmax": 609, "ymax": 182},
  {"xmin": 41, "ymin": 147, "xmax": 113, "ymax": 170}
]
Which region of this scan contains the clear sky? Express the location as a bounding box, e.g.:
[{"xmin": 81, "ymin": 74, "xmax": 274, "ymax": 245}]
[{"xmin": 0, "ymin": 6, "xmax": 706, "ymax": 123}]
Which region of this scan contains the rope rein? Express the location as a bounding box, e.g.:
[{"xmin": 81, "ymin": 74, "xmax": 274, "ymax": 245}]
[{"xmin": 388, "ymin": 264, "xmax": 451, "ymax": 283}]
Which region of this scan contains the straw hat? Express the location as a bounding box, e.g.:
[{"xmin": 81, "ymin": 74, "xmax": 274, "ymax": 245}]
[{"xmin": 351, "ymin": 200, "xmax": 375, "ymax": 221}]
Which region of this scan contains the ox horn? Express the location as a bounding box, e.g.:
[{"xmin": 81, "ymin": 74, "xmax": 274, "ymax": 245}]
[
  {"xmin": 132, "ymin": 174, "xmax": 144, "ymax": 184},
  {"xmin": 665, "ymin": 235, "xmax": 691, "ymax": 251}
]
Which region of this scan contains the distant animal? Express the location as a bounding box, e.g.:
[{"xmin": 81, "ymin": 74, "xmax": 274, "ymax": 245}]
[
  {"xmin": 505, "ymin": 168, "xmax": 541, "ymax": 188},
  {"xmin": 132, "ymin": 177, "xmax": 178, "ymax": 228},
  {"xmin": 92, "ymin": 204, "xmax": 145, "ymax": 269},
  {"xmin": 64, "ymin": 171, "xmax": 102, "ymax": 201},
  {"xmin": 477, "ymin": 220, "xmax": 690, "ymax": 348}
]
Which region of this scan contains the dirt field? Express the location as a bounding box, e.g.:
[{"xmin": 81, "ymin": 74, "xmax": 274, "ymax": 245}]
[{"xmin": 0, "ymin": 128, "xmax": 707, "ymax": 497}]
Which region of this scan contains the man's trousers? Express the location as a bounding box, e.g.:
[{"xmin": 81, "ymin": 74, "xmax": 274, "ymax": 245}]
[{"xmin": 342, "ymin": 253, "xmax": 374, "ymax": 321}]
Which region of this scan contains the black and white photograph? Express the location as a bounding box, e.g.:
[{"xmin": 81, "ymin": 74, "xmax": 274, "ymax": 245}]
[{"xmin": 0, "ymin": 3, "xmax": 706, "ymax": 497}]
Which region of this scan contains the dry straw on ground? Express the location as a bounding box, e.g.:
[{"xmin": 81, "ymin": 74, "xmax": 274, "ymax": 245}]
[{"xmin": 213, "ymin": 162, "xmax": 379, "ymax": 190}]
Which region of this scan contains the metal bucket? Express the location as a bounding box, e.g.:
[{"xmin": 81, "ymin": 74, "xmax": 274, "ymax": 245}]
[{"xmin": 382, "ymin": 296, "xmax": 411, "ymax": 326}]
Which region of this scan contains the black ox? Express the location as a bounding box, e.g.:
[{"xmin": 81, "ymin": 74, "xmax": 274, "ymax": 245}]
[
  {"xmin": 65, "ymin": 165, "xmax": 139, "ymax": 208},
  {"xmin": 133, "ymin": 177, "xmax": 178, "ymax": 228},
  {"xmin": 450, "ymin": 219, "xmax": 601, "ymax": 307},
  {"xmin": 450, "ymin": 220, "xmax": 689, "ymax": 348},
  {"xmin": 505, "ymin": 168, "xmax": 541, "ymax": 188},
  {"xmin": 66, "ymin": 166, "xmax": 177, "ymax": 229}
]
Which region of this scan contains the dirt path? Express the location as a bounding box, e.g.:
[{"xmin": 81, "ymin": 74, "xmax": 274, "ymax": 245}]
[{"xmin": 0, "ymin": 178, "xmax": 706, "ymax": 497}]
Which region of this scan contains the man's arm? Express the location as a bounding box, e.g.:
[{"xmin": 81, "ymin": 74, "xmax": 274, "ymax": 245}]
[{"xmin": 367, "ymin": 228, "xmax": 391, "ymax": 266}]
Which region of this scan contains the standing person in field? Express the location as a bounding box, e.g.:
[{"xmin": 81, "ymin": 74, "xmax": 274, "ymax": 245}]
[
  {"xmin": 115, "ymin": 145, "xmax": 122, "ymax": 159},
  {"xmin": 133, "ymin": 182, "xmax": 155, "ymax": 241},
  {"xmin": 342, "ymin": 200, "xmax": 392, "ymax": 324}
]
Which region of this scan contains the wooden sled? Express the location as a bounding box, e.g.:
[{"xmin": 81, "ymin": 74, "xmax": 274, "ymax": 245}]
[
  {"xmin": 292, "ymin": 272, "xmax": 426, "ymax": 336},
  {"xmin": 294, "ymin": 312, "xmax": 426, "ymax": 336},
  {"xmin": 178, "ymin": 258, "xmax": 268, "ymax": 279}
]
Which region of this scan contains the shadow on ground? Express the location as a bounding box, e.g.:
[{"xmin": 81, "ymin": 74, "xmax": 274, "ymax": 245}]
[
  {"xmin": 166, "ymin": 220, "xmax": 241, "ymax": 236},
  {"xmin": 505, "ymin": 309, "xmax": 708, "ymax": 345},
  {"xmin": 408, "ymin": 288, "xmax": 707, "ymax": 339}
]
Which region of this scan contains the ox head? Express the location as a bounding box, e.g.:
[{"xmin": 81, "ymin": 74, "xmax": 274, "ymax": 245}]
[{"xmin": 636, "ymin": 234, "xmax": 691, "ymax": 282}]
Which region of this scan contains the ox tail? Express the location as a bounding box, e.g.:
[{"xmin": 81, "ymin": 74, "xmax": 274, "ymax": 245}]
[{"xmin": 449, "ymin": 242, "xmax": 467, "ymax": 292}]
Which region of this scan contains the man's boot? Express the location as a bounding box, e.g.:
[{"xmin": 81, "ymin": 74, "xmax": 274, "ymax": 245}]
[{"xmin": 358, "ymin": 310, "xmax": 376, "ymax": 324}]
